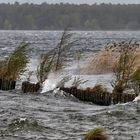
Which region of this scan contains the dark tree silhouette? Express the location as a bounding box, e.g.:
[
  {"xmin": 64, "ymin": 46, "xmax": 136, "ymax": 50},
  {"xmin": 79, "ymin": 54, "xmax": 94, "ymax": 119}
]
[{"xmin": 0, "ymin": 2, "xmax": 140, "ymax": 30}]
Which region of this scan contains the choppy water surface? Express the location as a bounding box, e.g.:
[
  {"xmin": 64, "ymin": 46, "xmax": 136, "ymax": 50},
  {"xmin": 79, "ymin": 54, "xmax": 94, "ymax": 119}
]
[{"xmin": 0, "ymin": 31, "xmax": 140, "ymax": 140}]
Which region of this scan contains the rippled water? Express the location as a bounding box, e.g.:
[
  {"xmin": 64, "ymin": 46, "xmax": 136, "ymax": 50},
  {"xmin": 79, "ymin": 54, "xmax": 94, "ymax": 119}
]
[{"xmin": 0, "ymin": 31, "xmax": 140, "ymax": 140}]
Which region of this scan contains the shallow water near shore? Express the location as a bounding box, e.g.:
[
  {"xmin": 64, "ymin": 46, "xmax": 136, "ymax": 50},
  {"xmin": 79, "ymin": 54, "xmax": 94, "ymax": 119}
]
[
  {"xmin": 0, "ymin": 31, "xmax": 140, "ymax": 140},
  {"xmin": 0, "ymin": 90, "xmax": 140, "ymax": 140}
]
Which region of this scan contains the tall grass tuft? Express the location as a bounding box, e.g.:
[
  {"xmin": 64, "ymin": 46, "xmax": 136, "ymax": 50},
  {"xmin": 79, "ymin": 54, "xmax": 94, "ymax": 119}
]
[
  {"xmin": 37, "ymin": 49, "xmax": 56, "ymax": 84},
  {"xmin": 0, "ymin": 42, "xmax": 30, "ymax": 81},
  {"xmin": 131, "ymin": 67, "xmax": 140, "ymax": 96},
  {"xmin": 84, "ymin": 128, "xmax": 108, "ymax": 140},
  {"xmin": 54, "ymin": 28, "xmax": 77, "ymax": 71},
  {"xmin": 112, "ymin": 43, "xmax": 138, "ymax": 93},
  {"xmin": 37, "ymin": 29, "xmax": 77, "ymax": 84}
]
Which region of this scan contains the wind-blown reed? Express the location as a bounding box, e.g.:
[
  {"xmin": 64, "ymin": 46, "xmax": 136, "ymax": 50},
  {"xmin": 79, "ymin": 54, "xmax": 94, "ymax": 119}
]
[{"xmin": 0, "ymin": 42, "xmax": 29, "ymax": 81}]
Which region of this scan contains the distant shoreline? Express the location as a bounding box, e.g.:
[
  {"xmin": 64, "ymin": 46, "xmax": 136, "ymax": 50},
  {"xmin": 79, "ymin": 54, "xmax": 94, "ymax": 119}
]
[
  {"xmin": 0, "ymin": 29, "xmax": 140, "ymax": 32},
  {"xmin": 0, "ymin": 3, "xmax": 140, "ymax": 30}
]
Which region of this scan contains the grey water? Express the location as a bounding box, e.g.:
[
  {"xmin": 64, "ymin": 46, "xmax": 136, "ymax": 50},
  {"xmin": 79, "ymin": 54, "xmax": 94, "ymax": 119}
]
[{"xmin": 0, "ymin": 31, "xmax": 140, "ymax": 140}]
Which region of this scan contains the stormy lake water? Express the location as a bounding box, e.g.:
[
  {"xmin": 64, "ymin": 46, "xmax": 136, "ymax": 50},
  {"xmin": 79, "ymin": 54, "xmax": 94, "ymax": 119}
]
[{"xmin": 0, "ymin": 30, "xmax": 140, "ymax": 140}]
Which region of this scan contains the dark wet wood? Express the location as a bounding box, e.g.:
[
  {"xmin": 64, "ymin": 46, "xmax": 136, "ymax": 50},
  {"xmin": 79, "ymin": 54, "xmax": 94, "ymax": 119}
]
[
  {"xmin": 22, "ymin": 81, "xmax": 40, "ymax": 93},
  {"xmin": 60, "ymin": 87, "xmax": 111, "ymax": 106},
  {"xmin": 60, "ymin": 87, "xmax": 135, "ymax": 106},
  {"xmin": 0, "ymin": 78, "xmax": 16, "ymax": 90},
  {"xmin": 112, "ymin": 92, "xmax": 135, "ymax": 104}
]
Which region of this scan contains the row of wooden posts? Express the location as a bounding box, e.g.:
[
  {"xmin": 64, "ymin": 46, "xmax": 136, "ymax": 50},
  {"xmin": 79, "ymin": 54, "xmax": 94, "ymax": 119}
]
[
  {"xmin": 60, "ymin": 87, "xmax": 136, "ymax": 106},
  {"xmin": 22, "ymin": 81, "xmax": 40, "ymax": 93},
  {"xmin": 0, "ymin": 78, "xmax": 136, "ymax": 106},
  {"xmin": 0, "ymin": 78, "xmax": 40, "ymax": 92}
]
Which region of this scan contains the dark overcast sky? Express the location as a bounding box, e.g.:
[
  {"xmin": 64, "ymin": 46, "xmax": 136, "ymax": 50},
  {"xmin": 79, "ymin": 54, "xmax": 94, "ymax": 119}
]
[{"xmin": 1, "ymin": 0, "xmax": 140, "ymax": 4}]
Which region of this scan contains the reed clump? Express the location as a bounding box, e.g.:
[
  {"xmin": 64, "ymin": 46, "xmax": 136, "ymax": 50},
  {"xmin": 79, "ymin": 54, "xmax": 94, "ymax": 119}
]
[
  {"xmin": 0, "ymin": 42, "xmax": 29, "ymax": 81},
  {"xmin": 130, "ymin": 67, "xmax": 140, "ymax": 96},
  {"xmin": 37, "ymin": 50, "xmax": 56, "ymax": 84},
  {"xmin": 0, "ymin": 42, "xmax": 29, "ymax": 90},
  {"xmin": 84, "ymin": 41, "xmax": 140, "ymax": 74},
  {"xmin": 37, "ymin": 29, "xmax": 77, "ymax": 84},
  {"xmin": 23, "ymin": 29, "xmax": 77, "ymax": 93},
  {"xmin": 111, "ymin": 42, "xmax": 139, "ymax": 95},
  {"xmin": 84, "ymin": 128, "xmax": 109, "ymax": 140}
]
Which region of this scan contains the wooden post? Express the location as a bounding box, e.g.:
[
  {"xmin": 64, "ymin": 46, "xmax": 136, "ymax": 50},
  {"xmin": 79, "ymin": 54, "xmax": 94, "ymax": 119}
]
[
  {"xmin": 0, "ymin": 78, "xmax": 16, "ymax": 90},
  {"xmin": 60, "ymin": 87, "xmax": 135, "ymax": 106},
  {"xmin": 0, "ymin": 79, "xmax": 2, "ymax": 90},
  {"xmin": 22, "ymin": 81, "xmax": 40, "ymax": 93}
]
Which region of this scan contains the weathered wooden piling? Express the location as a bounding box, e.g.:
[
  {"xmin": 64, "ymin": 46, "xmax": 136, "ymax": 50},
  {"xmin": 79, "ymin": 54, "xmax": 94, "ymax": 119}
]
[
  {"xmin": 112, "ymin": 92, "xmax": 135, "ymax": 104},
  {"xmin": 60, "ymin": 87, "xmax": 135, "ymax": 106},
  {"xmin": 22, "ymin": 81, "xmax": 40, "ymax": 93},
  {"xmin": 0, "ymin": 78, "xmax": 16, "ymax": 90},
  {"xmin": 0, "ymin": 79, "xmax": 2, "ymax": 90},
  {"xmin": 60, "ymin": 87, "xmax": 112, "ymax": 106}
]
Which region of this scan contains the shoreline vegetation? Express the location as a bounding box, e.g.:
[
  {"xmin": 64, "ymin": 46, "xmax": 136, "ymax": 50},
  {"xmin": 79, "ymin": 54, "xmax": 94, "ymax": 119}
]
[
  {"xmin": 84, "ymin": 128, "xmax": 108, "ymax": 140},
  {"xmin": 1, "ymin": 3, "xmax": 140, "ymax": 30},
  {"xmin": 0, "ymin": 30, "xmax": 139, "ymax": 106},
  {"xmin": 0, "ymin": 31, "xmax": 140, "ymax": 140},
  {"xmin": 0, "ymin": 42, "xmax": 30, "ymax": 90}
]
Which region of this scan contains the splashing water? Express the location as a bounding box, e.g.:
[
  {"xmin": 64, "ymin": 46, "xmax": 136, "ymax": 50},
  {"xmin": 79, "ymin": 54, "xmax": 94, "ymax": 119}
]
[
  {"xmin": 41, "ymin": 70, "xmax": 113, "ymax": 93},
  {"xmin": 1, "ymin": 31, "xmax": 140, "ymax": 140},
  {"xmin": 133, "ymin": 95, "xmax": 140, "ymax": 102},
  {"xmin": 41, "ymin": 79, "xmax": 56, "ymax": 93},
  {"xmin": 41, "ymin": 72, "xmax": 71, "ymax": 93},
  {"xmin": 41, "ymin": 73, "xmax": 59, "ymax": 93}
]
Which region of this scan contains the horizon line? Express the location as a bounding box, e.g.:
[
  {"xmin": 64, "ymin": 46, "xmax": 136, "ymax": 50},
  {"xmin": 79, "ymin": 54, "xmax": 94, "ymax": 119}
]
[{"xmin": 0, "ymin": 2, "xmax": 140, "ymax": 5}]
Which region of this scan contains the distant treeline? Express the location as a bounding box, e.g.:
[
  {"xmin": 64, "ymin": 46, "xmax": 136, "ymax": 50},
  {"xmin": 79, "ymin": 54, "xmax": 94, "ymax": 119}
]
[{"xmin": 1, "ymin": 2, "xmax": 140, "ymax": 30}]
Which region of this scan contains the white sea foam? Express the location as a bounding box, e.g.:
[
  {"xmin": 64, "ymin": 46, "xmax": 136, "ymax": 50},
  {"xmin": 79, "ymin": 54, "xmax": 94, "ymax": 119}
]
[
  {"xmin": 41, "ymin": 72, "xmax": 66, "ymax": 93},
  {"xmin": 133, "ymin": 95, "xmax": 140, "ymax": 102}
]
